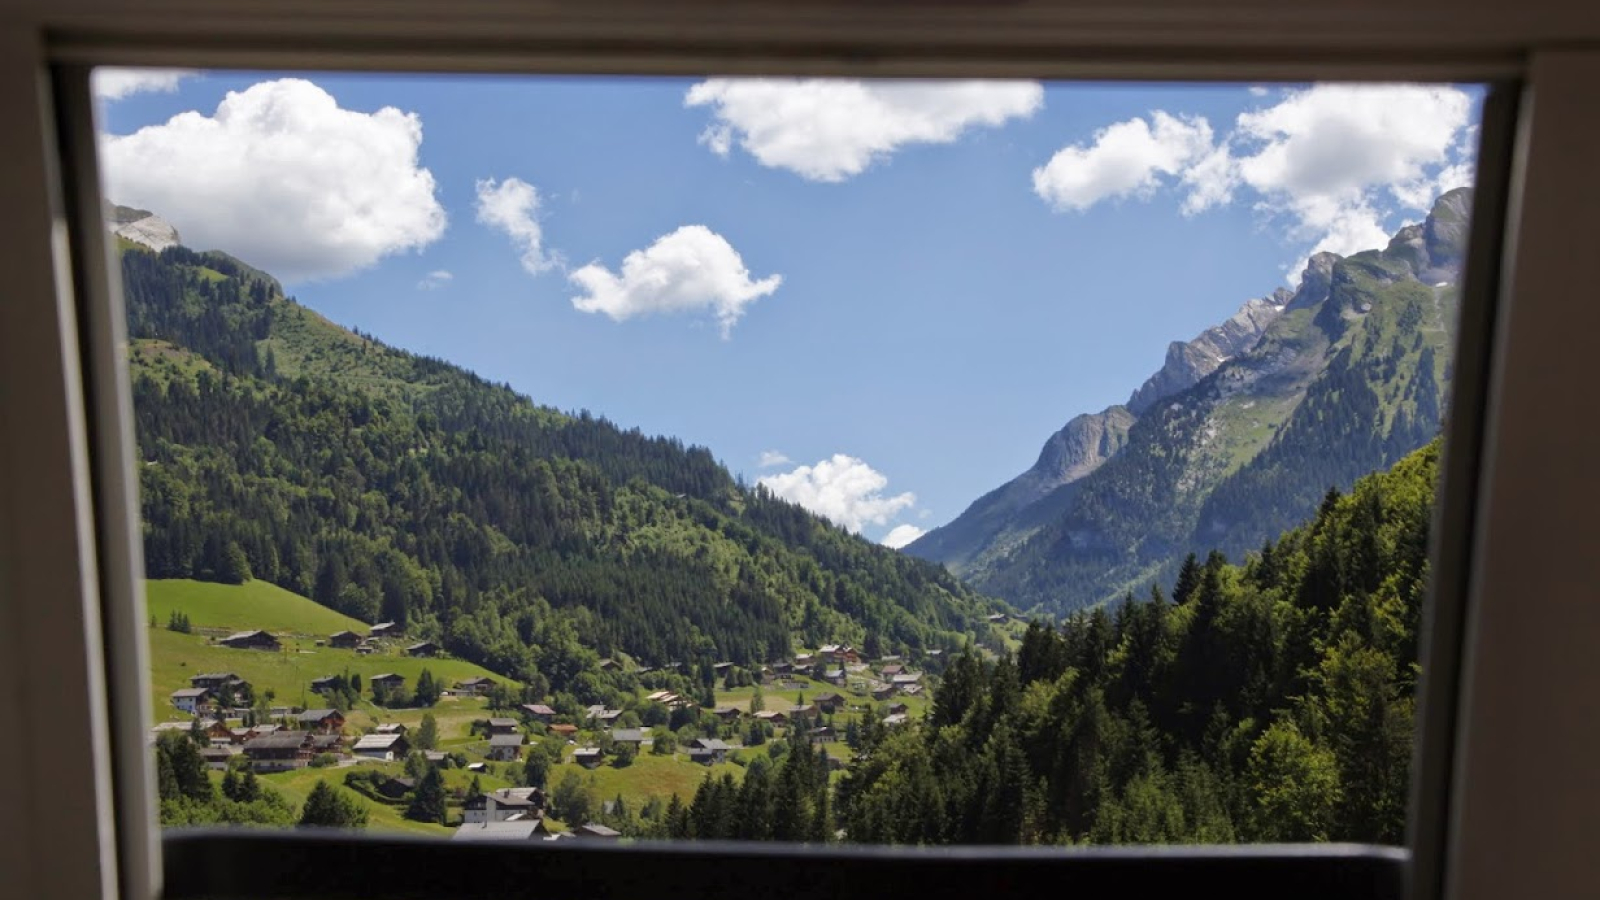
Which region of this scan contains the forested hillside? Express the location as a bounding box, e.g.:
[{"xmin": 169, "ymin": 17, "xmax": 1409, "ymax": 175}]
[
  {"xmin": 124, "ymin": 239, "xmax": 998, "ymax": 698},
  {"xmin": 824, "ymin": 437, "xmax": 1440, "ymax": 845},
  {"xmin": 915, "ymin": 190, "xmax": 1465, "ymax": 614}
]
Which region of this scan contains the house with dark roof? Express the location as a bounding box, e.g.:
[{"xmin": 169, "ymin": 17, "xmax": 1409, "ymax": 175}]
[
  {"xmin": 574, "ymin": 823, "xmax": 621, "ymax": 839},
  {"xmin": 309, "ymin": 733, "xmax": 344, "ymax": 755},
  {"xmin": 573, "ymin": 747, "xmax": 604, "ymax": 768},
  {"xmin": 190, "ymin": 672, "xmax": 248, "ymax": 692},
  {"xmin": 309, "ymin": 676, "xmax": 340, "ymax": 694},
  {"xmin": 198, "ymin": 746, "xmax": 236, "ymax": 770},
  {"xmin": 242, "ymin": 731, "xmax": 314, "ymax": 772},
  {"xmin": 487, "ymin": 733, "xmax": 525, "ymax": 761},
  {"xmin": 328, "ymin": 630, "xmax": 361, "ymax": 649},
  {"xmin": 687, "ymin": 737, "xmax": 730, "ymax": 765},
  {"xmin": 520, "ymin": 703, "xmax": 557, "ymax": 722},
  {"xmin": 879, "ymin": 664, "xmax": 905, "ymax": 678},
  {"xmin": 823, "ymin": 668, "xmax": 847, "ymax": 685},
  {"xmin": 219, "ymin": 630, "xmax": 280, "ymax": 651},
  {"xmin": 377, "ymin": 776, "xmax": 415, "ymax": 800},
  {"xmin": 456, "ymin": 676, "xmax": 497, "ymax": 696},
  {"xmin": 296, "ymin": 709, "xmax": 345, "ymax": 734},
  {"xmin": 712, "ymin": 706, "xmax": 743, "ymax": 721},
  {"xmin": 610, "ymin": 728, "xmax": 648, "ymax": 747},
  {"xmin": 549, "ymin": 724, "xmax": 578, "ymax": 739},
  {"xmin": 486, "ymin": 717, "xmax": 520, "ymax": 735},
  {"xmin": 813, "ymin": 693, "xmax": 847, "ymax": 714},
  {"xmin": 405, "ymin": 641, "xmax": 440, "ymax": 657},
  {"xmin": 369, "ymin": 673, "xmax": 404, "ymax": 692},
  {"xmin": 373, "ymin": 722, "xmax": 407, "ymax": 735},
  {"xmin": 352, "ymin": 733, "xmax": 410, "ymax": 761},
  {"xmin": 369, "ymin": 622, "xmax": 401, "ymax": 639}
]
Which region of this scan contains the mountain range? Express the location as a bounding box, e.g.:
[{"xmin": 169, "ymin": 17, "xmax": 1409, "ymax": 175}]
[
  {"xmin": 114, "ymin": 209, "xmax": 999, "ymax": 695},
  {"xmin": 907, "ymin": 189, "xmax": 1468, "ymax": 614}
]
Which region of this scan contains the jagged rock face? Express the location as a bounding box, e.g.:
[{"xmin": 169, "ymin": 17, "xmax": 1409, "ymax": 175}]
[
  {"xmin": 107, "ymin": 203, "xmax": 181, "ymax": 252},
  {"xmin": 1423, "ymin": 187, "xmax": 1472, "ymax": 279},
  {"xmin": 1127, "ymin": 292, "xmax": 1288, "ymax": 416},
  {"xmin": 1014, "ymin": 407, "xmax": 1136, "ymax": 509}
]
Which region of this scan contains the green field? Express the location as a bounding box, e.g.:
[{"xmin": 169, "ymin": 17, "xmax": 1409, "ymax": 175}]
[
  {"xmin": 147, "ymin": 578, "xmax": 517, "ymax": 724},
  {"xmin": 147, "ymin": 579, "xmax": 368, "ymax": 636},
  {"xmin": 248, "ymin": 760, "xmax": 520, "ymax": 837},
  {"xmin": 549, "ymin": 752, "xmax": 747, "ymax": 807}
]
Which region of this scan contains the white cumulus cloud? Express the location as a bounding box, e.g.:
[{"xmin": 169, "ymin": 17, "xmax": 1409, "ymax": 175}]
[
  {"xmin": 759, "ymin": 454, "xmax": 916, "ymax": 533},
  {"xmin": 417, "ymin": 270, "xmax": 452, "ymax": 290},
  {"xmin": 686, "ymin": 79, "xmax": 1043, "ymax": 182},
  {"xmin": 758, "ymin": 450, "xmax": 792, "ymax": 469},
  {"xmin": 1032, "ymin": 112, "xmax": 1218, "ymax": 212},
  {"xmin": 475, "ymin": 177, "xmax": 554, "ymax": 275},
  {"xmin": 100, "ymin": 78, "xmax": 446, "ymax": 282},
  {"xmin": 881, "ymin": 524, "xmax": 926, "ymax": 549},
  {"xmin": 568, "ymin": 225, "xmax": 781, "ymax": 338},
  {"xmin": 93, "ymin": 68, "xmax": 194, "ymax": 101},
  {"xmin": 1034, "ymin": 84, "xmax": 1477, "ymax": 280}
]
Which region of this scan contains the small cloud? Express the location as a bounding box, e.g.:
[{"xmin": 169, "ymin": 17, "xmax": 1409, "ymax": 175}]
[
  {"xmin": 476, "ymin": 177, "xmax": 555, "ymax": 275},
  {"xmin": 758, "ymin": 450, "xmax": 792, "ymax": 468},
  {"xmin": 1031, "ymin": 111, "xmax": 1219, "ymax": 213},
  {"xmin": 759, "ymin": 454, "xmax": 915, "ymax": 533},
  {"xmin": 93, "ymin": 68, "xmax": 195, "ymax": 101},
  {"xmin": 569, "ymin": 225, "xmax": 781, "ymax": 338},
  {"xmin": 881, "ymin": 524, "xmax": 926, "ymax": 549},
  {"xmin": 1248, "ymin": 85, "xmax": 1271, "ymax": 97},
  {"xmin": 417, "ymin": 270, "xmax": 453, "ymax": 290}
]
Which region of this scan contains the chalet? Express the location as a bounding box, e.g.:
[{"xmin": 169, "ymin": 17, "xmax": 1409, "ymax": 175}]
[
  {"xmin": 219, "ymin": 630, "xmax": 279, "ymax": 651},
  {"xmin": 373, "ymin": 722, "xmax": 407, "ymax": 735},
  {"xmin": 376, "ymin": 777, "xmax": 415, "ymax": 800},
  {"xmin": 879, "ymin": 664, "xmax": 905, "ymax": 678},
  {"xmin": 369, "ymin": 622, "xmax": 401, "ymax": 639},
  {"xmin": 819, "ymin": 644, "xmax": 861, "ymax": 664},
  {"xmin": 169, "ymin": 687, "xmax": 211, "ymax": 715},
  {"xmin": 574, "ymin": 824, "xmax": 621, "ymax": 839},
  {"xmin": 328, "ymin": 630, "xmax": 361, "ymax": 649},
  {"xmin": 296, "ymin": 709, "xmax": 345, "ymax": 734},
  {"xmin": 520, "ymin": 704, "xmax": 557, "ymax": 722},
  {"xmin": 987, "ymin": 613, "xmax": 1010, "ymax": 624},
  {"xmin": 597, "ymin": 658, "xmax": 619, "ymax": 671},
  {"xmin": 548, "ymin": 724, "xmax": 578, "ymax": 739},
  {"xmin": 486, "ymin": 717, "xmax": 520, "ymax": 736},
  {"xmin": 487, "ymin": 733, "xmax": 525, "ymax": 762},
  {"xmin": 463, "ymin": 788, "xmax": 545, "ymax": 824},
  {"xmin": 573, "ymin": 747, "xmax": 604, "ymax": 768},
  {"xmin": 793, "ymin": 654, "xmax": 816, "ymax": 668},
  {"xmin": 309, "ymin": 676, "xmax": 340, "ymax": 694},
  {"xmin": 789, "ymin": 703, "xmax": 818, "ymax": 719},
  {"xmin": 813, "ymin": 693, "xmax": 847, "ymax": 714},
  {"xmin": 823, "ymin": 668, "xmax": 846, "ymax": 685},
  {"xmin": 369, "ymin": 673, "xmax": 404, "ymax": 693},
  {"xmin": 878, "ymin": 655, "xmax": 903, "ymax": 665},
  {"xmin": 754, "ymin": 710, "xmax": 789, "ymax": 727},
  {"xmin": 198, "ymin": 746, "xmax": 235, "ymax": 770},
  {"xmin": 585, "ymin": 706, "xmax": 622, "ymax": 725},
  {"xmin": 687, "ymin": 738, "xmax": 730, "ymax": 764},
  {"xmin": 190, "ymin": 672, "xmax": 249, "ymax": 692},
  {"xmin": 610, "ymin": 728, "xmax": 648, "ymax": 747},
  {"xmin": 456, "ymin": 676, "xmax": 497, "ymax": 696},
  {"xmin": 871, "ymin": 685, "xmax": 896, "ymax": 701},
  {"xmin": 206, "ymin": 721, "xmax": 239, "ymax": 745},
  {"xmin": 891, "ymin": 673, "xmax": 923, "ymax": 687},
  {"xmin": 309, "ymin": 733, "xmax": 344, "ymax": 755},
  {"xmin": 712, "ymin": 706, "xmax": 743, "ymax": 721},
  {"xmin": 888, "ymin": 702, "xmax": 909, "ymax": 716},
  {"xmin": 811, "ymin": 726, "xmax": 836, "ymax": 741},
  {"xmin": 351, "ymin": 733, "xmax": 410, "ymax": 761},
  {"xmin": 242, "ymin": 731, "xmax": 314, "ymax": 772},
  {"xmin": 883, "ymin": 713, "xmax": 909, "ymax": 727},
  {"xmin": 422, "ymin": 751, "xmax": 448, "ymax": 764},
  {"xmin": 901, "ymin": 684, "xmax": 924, "ymax": 697},
  {"xmin": 451, "ymin": 821, "xmax": 553, "ymax": 843},
  {"xmin": 772, "ymin": 662, "xmax": 794, "ymax": 676},
  {"xmin": 405, "ymin": 641, "xmax": 440, "ymax": 658},
  {"xmin": 355, "ymin": 645, "xmax": 375, "ymax": 655},
  {"xmin": 712, "ymin": 662, "xmax": 734, "ymax": 674}
]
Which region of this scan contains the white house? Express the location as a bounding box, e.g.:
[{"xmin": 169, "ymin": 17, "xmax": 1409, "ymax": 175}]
[
  {"xmin": 351, "ymin": 733, "xmax": 409, "ymax": 761},
  {"xmin": 462, "ymin": 788, "xmax": 544, "ymax": 824},
  {"xmin": 169, "ymin": 687, "xmax": 211, "ymax": 714}
]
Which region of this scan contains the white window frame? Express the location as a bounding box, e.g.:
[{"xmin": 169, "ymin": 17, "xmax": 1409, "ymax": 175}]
[{"xmin": 0, "ymin": 5, "xmax": 1596, "ymax": 900}]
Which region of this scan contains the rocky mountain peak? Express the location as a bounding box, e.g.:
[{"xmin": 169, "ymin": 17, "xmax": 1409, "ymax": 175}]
[
  {"xmin": 106, "ymin": 203, "xmax": 181, "ymax": 252},
  {"xmin": 1125, "ymin": 293, "xmax": 1286, "ymax": 416}
]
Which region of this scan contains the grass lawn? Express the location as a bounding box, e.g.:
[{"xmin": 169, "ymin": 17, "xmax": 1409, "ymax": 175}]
[
  {"xmin": 248, "ymin": 758, "xmax": 522, "ymax": 838},
  {"xmin": 549, "ymin": 753, "xmax": 746, "ymax": 808},
  {"xmin": 147, "ymin": 578, "xmax": 367, "ymax": 636},
  {"xmin": 146, "ymin": 579, "xmax": 518, "ymax": 725}
]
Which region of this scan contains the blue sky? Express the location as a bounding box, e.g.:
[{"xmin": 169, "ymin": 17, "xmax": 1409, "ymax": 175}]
[{"xmin": 95, "ymin": 71, "xmax": 1480, "ymax": 547}]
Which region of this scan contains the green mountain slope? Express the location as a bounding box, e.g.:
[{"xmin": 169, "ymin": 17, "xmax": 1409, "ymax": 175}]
[
  {"xmin": 124, "ymin": 237, "xmax": 1001, "ymax": 699},
  {"xmin": 912, "ymin": 190, "xmax": 1466, "ymax": 614},
  {"xmin": 834, "ymin": 437, "xmax": 1441, "ymax": 846}
]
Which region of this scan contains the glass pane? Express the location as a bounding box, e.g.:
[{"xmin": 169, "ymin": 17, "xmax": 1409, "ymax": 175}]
[{"xmin": 97, "ymin": 67, "xmax": 1480, "ymax": 846}]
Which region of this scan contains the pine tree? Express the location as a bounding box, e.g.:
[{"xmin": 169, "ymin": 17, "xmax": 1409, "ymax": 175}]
[
  {"xmin": 416, "ymin": 713, "xmax": 439, "ymax": 750},
  {"xmin": 405, "ymin": 767, "xmax": 447, "ymax": 825},
  {"xmin": 299, "ymin": 780, "xmax": 368, "ymax": 828},
  {"xmin": 1173, "ymin": 553, "xmax": 1201, "ymax": 605}
]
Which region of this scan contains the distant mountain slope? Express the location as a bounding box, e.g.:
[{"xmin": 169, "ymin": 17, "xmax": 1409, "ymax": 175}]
[
  {"xmin": 121, "ymin": 229, "xmax": 1001, "ymax": 697},
  {"xmin": 911, "ymin": 189, "xmax": 1467, "ymax": 614}
]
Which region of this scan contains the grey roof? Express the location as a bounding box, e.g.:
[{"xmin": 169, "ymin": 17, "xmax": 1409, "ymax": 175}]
[
  {"xmin": 575, "ymin": 824, "xmax": 620, "ymax": 837},
  {"xmin": 522, "ymin": 704, "xmax": 556, "ymax": 716},
  {"xmin": 486, "ymin": 790, "xmax": 538, "ymax": 808},
  {"xmin": 352, "ymin": 734, "xmax": 405, "ymax": 751},
  {"xmin": 611, "ymin": 728, "xmax": 647, "ymax": 743},
  {"xmin": 573, "ymin": 747, "xmax": 603, "ymax": 758},
  {"xmin": 487, "ymin": 717, "xmax": 518, "ymax": 728},
  {"xmin": 298, "ymin": 709, "xmax": 341, "ymax": 723},
  {"xmin": 374, "ymin": 723, "xmax": 406, "ymax": 734},
  {"xmin": 488, "ymin": 733, "xmax": 525, "ymax": 747},
  {"xmin": 222, "ymin": 630, "xmax": 273, "ymax": 642},
  {"xmin": 369, "ymin": 673, "xmax": 403, "ymax": 683},
  {"xmin": 458, "ymin": 677, "xmax": 496, "ymax": 686},
  {"xmin": 170, "ymin": 688, "xmax": 211, "ymax": 698},
  {"xmin": 451, "ymin": 822, "xmax": 543, "ymax": 842},
  {"xmin": 192, "ymin": 672, "xmax": 241, "ymax": 682},
  {"xmin": 245, "ymin": 731, "xmax": 310, "ymax": 751}
]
